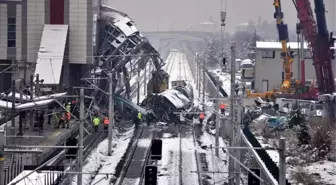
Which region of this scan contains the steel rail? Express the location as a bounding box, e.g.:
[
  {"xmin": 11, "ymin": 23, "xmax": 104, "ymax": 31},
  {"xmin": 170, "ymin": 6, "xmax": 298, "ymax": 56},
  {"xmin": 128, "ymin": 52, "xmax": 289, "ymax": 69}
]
[{"xmin": 114, "ymin": 126, "xmax": 145, "ymax": 185}]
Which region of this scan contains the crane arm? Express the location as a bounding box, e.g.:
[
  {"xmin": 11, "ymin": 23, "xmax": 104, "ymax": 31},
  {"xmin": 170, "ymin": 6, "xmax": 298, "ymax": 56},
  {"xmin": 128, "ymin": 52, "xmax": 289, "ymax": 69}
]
[
  {"xmin": 273, "ymin": 0, "xmax": 294, "ymax": 90},
  {"xmin": 294, "ymin": 0, "xmax": 335, "ymax": 93}
]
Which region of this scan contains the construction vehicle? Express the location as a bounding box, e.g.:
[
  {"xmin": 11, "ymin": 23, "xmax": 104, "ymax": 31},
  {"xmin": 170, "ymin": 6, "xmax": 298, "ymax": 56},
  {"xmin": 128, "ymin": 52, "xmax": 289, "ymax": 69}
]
[
  {"xmin": 147, "ymin": 69, "xmax": 169, "ymax": 94},
  {"xmin": 293, "ymin": 0, "xmax": 336, "ymax": 119},
  {"xmin": 247, "ymin": 0, "xmax": 330, "ymax": 101},
  {"xmin": 272, "ymin": 0, "xmax": 321, "ymax": 100},
  {"xmin": 273, "ymin": 0, "xmax": 296, "ymax": 91},
  {"xmin": 247, "ymin": 0, "xmax": 298, "ymax": 100}
]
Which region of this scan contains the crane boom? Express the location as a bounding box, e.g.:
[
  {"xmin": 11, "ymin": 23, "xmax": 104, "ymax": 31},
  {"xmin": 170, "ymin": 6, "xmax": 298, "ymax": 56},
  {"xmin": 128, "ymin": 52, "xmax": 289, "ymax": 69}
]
[
  {"xmin": 294, "ymin": 0, "xmax": 335, "ymax": 93},
  {"xmin": 273, "ymin": 0, "xmax": 294, "ymax": 91}
]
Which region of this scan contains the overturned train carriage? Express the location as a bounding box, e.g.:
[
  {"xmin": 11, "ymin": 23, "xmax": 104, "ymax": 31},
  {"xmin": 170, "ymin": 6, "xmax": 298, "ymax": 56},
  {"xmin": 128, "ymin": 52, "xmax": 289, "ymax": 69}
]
[{"xmin": 141, "ymin": 83, "xmax": 194, "ymax": 123}]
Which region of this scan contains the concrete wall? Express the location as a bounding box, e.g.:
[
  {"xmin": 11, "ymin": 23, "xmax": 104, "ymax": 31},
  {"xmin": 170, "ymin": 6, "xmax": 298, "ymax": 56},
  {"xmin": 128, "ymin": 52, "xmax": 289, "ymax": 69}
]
[
  {"xmin": 27, "ymin": 0, "xmax": 45, "ymax": 64},
  {"xmin": 255, "ymin": 49, "xmax": 316, "ymax": 92},
  {"xmin": 0, "ymin": 4, "xmax": 7, "ymax": 58},
  {"xmin": 69, "ymin": 0, "xmax": 93, "ymax": 64},
  {"xmin": 16, "ymin": 4, "xmax": 22, "ymax": 61}
]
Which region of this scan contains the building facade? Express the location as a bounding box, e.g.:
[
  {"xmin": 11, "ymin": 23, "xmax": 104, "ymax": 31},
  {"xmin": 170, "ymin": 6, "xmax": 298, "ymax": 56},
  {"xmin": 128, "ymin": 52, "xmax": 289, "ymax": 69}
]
[
  {"xmin": 254, "ymin": 41, "xmax": 317, "ymax": 93},
  {"xmin": 0, "ymin": 0, "xmax": 95, "ymax": 92}
]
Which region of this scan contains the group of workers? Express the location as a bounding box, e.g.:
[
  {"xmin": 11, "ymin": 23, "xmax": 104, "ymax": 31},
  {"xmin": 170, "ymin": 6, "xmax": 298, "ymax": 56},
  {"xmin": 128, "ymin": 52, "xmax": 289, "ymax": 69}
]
[
  {"xmin": 56, "ymin": 103, "xmax": 71, "ymax": 129},
  {"xmin": 92, "ymin": 116, "xmax": 110, "ymax": 132},
  {"xmin": 91, "ymin": 111, "xmax": 143, "ymax": 132}
]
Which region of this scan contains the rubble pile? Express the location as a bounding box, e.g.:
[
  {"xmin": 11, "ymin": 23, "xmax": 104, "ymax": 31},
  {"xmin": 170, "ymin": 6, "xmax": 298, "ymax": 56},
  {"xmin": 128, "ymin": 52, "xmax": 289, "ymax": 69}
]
[{"xmin": 141, "ymin": 84, "xmax": 194, "ymax": 123}]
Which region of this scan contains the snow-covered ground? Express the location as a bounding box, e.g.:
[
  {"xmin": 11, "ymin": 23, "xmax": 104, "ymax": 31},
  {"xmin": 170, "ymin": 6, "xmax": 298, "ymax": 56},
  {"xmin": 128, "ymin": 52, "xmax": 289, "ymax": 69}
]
[
  {"xmin": 252, "ymin": 115, "xmax": 336, "ymax": 184},
  {"xmin": 71, "ymin": 129, "xmax": 134, "ymax": 185},
  {"xmin": 199, "ymin": 132, "xmax": 229, "ymax": 184}
]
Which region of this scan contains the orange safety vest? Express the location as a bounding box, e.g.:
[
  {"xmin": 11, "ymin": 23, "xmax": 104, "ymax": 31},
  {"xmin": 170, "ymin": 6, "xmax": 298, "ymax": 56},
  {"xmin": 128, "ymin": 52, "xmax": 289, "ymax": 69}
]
[
  {"xmin": 103, "ymin": 118, "xmax": 109, "ymax": 125},
  {"xmin": 199, "ymin": 113, "xmax": 205, "ymax": 119},
  {"xmin": 66, "ymin": 112, "xmax": 71, "ymax": 120}
]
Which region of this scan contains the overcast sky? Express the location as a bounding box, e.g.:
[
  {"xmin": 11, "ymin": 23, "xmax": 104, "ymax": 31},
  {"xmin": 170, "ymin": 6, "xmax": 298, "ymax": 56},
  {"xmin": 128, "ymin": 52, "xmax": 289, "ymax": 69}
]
[{"xmin": 108, "ymin": 0, "xmax": 336, "ymax": 33}]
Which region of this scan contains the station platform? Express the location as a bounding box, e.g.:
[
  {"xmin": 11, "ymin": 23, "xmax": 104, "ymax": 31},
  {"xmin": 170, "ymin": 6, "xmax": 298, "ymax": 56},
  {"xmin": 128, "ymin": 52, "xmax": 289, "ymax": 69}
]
[{"xmin": 4, "ymin": 117, "xmax": 79, "ymax": 166}]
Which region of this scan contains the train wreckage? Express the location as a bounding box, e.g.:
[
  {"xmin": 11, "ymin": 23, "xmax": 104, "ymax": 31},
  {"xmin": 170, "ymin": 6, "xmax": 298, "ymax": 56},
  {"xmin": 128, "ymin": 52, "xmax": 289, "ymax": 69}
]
[{"xmin": 141, "ymin": 82, "xmax": 194, "ymax": 123}]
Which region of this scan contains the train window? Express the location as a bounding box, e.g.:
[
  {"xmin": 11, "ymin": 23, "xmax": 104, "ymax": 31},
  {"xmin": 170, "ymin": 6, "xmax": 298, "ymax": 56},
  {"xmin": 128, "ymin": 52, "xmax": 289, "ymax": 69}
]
[{"xmin": 261, "ymin": 50, "xmax": 275, "ymax": 58}]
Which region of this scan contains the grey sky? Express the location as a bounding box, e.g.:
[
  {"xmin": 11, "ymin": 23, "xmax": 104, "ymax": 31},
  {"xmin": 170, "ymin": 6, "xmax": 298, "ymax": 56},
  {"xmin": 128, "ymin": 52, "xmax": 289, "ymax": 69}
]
[{"xmin": 108, "ymin": 0, "xmax": 335, "ymax": 33}]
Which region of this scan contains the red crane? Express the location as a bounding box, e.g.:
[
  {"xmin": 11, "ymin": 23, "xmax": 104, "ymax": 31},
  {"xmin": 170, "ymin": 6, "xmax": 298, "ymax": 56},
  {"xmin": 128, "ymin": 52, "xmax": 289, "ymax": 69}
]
[{"xmin": 293, "ymin": 0, "xmax": 335, "ymax": 94}]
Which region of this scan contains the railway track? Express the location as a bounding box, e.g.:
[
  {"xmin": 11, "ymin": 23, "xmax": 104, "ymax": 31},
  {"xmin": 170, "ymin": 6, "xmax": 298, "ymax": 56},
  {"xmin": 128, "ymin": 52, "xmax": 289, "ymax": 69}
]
[
  {"xmin": 115, "ymin": 125, "xmax": 156, "ymax": 185},
  {"xmin": 50, "ymin": 129, "xmax": 108, "ymax": 185}
]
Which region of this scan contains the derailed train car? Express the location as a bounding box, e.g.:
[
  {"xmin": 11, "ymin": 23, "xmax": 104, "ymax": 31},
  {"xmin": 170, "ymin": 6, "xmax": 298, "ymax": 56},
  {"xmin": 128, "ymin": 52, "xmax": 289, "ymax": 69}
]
[{"xmin": 141, "ymin": 83, "xmax": 194, "ymax": 123}]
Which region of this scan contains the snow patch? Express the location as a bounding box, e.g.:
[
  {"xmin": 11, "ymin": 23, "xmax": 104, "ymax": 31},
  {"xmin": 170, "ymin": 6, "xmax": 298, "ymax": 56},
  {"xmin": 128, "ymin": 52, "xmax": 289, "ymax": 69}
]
[{"xmin": 71, "ymin": 131, "xmax": 134, "ymax": 185}]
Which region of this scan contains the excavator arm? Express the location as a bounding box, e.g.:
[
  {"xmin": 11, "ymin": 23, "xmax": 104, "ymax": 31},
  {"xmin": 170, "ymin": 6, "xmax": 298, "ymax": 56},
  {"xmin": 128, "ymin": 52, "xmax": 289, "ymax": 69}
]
[{"xmin": 273, "ymin": 0, "xmax": 294, "ymax": 91}]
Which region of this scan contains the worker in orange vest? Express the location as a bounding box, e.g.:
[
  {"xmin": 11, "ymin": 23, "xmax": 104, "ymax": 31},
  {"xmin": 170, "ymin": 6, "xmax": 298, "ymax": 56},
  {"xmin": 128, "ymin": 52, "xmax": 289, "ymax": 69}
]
[
  {"xmin": 57, "ymin": 113, "xmax": 65, "ymax": 129},
  {"xmin": 103, "ymin": 117, "xmax": 109, "ymax": 131},
  {"xmin": 65, "ymin": 112, "xmax": 71, "ymax": 128},
  {"xmin": 219, "ymin": 103, "xmax": 226, "ymax": 115},
  {"xmin": 199, "ymin": 112, "xmax": 205, "ymax": 124}
]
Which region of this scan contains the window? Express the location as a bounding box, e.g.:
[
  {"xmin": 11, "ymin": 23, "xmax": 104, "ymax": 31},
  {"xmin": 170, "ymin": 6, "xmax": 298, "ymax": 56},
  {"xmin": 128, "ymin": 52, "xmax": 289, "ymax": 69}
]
[
  {"xmin": 7, "ymin": 40, "xmax": 15, "ymax": 47},
  {"xmin": 8, "ymin": 32, "xmax": 16, "ymax": 40},
  {"xmin": 8, "ymin": 17, "xmax": 15, "ymax": 24},
  {"xmin": 8, "ymin": 25, "xmax": 16, "ymax": 32},
  {"xmin": 261, "ymin": 50, "xmax": 275, "ymax": 58},
  {"xmin": 7, "ymin": 17, "xmax": 16, "ymax": 48}
]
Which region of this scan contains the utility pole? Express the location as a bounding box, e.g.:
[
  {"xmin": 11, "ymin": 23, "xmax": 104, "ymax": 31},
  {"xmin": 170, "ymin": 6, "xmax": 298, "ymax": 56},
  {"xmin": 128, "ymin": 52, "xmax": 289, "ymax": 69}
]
[
  {"xmin": 215, "ymin": 67, "xmax": 220, "ymax": 157},
  {"xmin": 144, "ymin": 63, "xmax": 147, "ymax": 96},
  {"xmin": 18, "ymin": 80, "xmax": 23, "ymax": 136},
  {"xmin": 216, "ymin": 0, "xmax": 227, "ymax": 157},
  {"xmin": 77, "ymin": 89, "xmax": 84, "ymax": 185},
  {"xmin": 196, "ymin": 55, "xmax": 199, "ymax": 90},
  {"xmin": 108, "ymin": 73, "xmax": 114, "ymax": 156},
  {"xmin": 235, "ymin": 93, "xmax": 242, "ymax": 185},
  {"xmin": 137, "ymin": 66, "xmax": 140, "ymax": 105},
  {"xmin": 279, "ymin": 138, "xmax": 286, "ymax": 185},
  {"xmin": 11, "ymin": 80, "xmax": 16, "ymax": 128},
  {"xmin": 229, "ymin": 42, "xmax": 236, "ymax": 185},
  {"xmin": 29, "ymin": 75, "xmax": 34, "ymax": 128},
  {"xmin": 202, "ymin": 58, "xmax": 206, "ymax": 112},
  {"xmin": 297, "ymin": 24, "xmax": 301, "ymax": 80},
  {"xmin": 35, "ymin": 74, "xmax": 39, "ymax": 96},
  {"xmin": 198, "ymin": 59, "xmax": 201, "ymax": 98},
  {"xmin": 0, "ymin": 127, "xmax": 5, "ymax": 185}
]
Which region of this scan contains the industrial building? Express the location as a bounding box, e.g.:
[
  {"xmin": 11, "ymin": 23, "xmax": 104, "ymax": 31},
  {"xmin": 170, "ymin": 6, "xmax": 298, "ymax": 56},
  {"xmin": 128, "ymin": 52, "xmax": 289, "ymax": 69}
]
[
  {"xmin": 0, "ymin": 0, "xmax": 96, "ymax": 93},
  {"xmin": 254, "ymin": 41, "xmax": 318, "ymax": 93}
]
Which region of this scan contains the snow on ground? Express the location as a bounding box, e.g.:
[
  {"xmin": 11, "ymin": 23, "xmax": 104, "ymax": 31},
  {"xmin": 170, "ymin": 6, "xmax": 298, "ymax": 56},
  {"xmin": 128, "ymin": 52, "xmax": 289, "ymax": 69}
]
[
  {"xmin": 158, "ymin": 137, "xmax": 181, "ymax": 185},
  {"xmin": 287, "ymin": 160, "xmax": 336, "ymax": 185},
  {"xmin": 71, "ymin": 129, "xmax": 134, "ymax": 185},
  {"xmin": 137, "ymin": 138, "xmax": 152, "ymax": 148},
  {"xmin": 255, "ymin": 136, "xmax": 279, "ymax": 165},
  {"xmin": 157, "ymin": 132, "xmax": 199, "ymax": 185},
  {"xmin": 199, "ymin": 132, "xmax": 229, "ymax": 184},
  {"xmin": 181, "ymin": 134, "xmax": 199, "ymax": 185},
  {"xmin": 256, "ymin": 135, "xmax": 336, "ymax": 184},
  {"xmin": 302, "ymin": 161, "xmax": 336, "ymax": 184}
]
